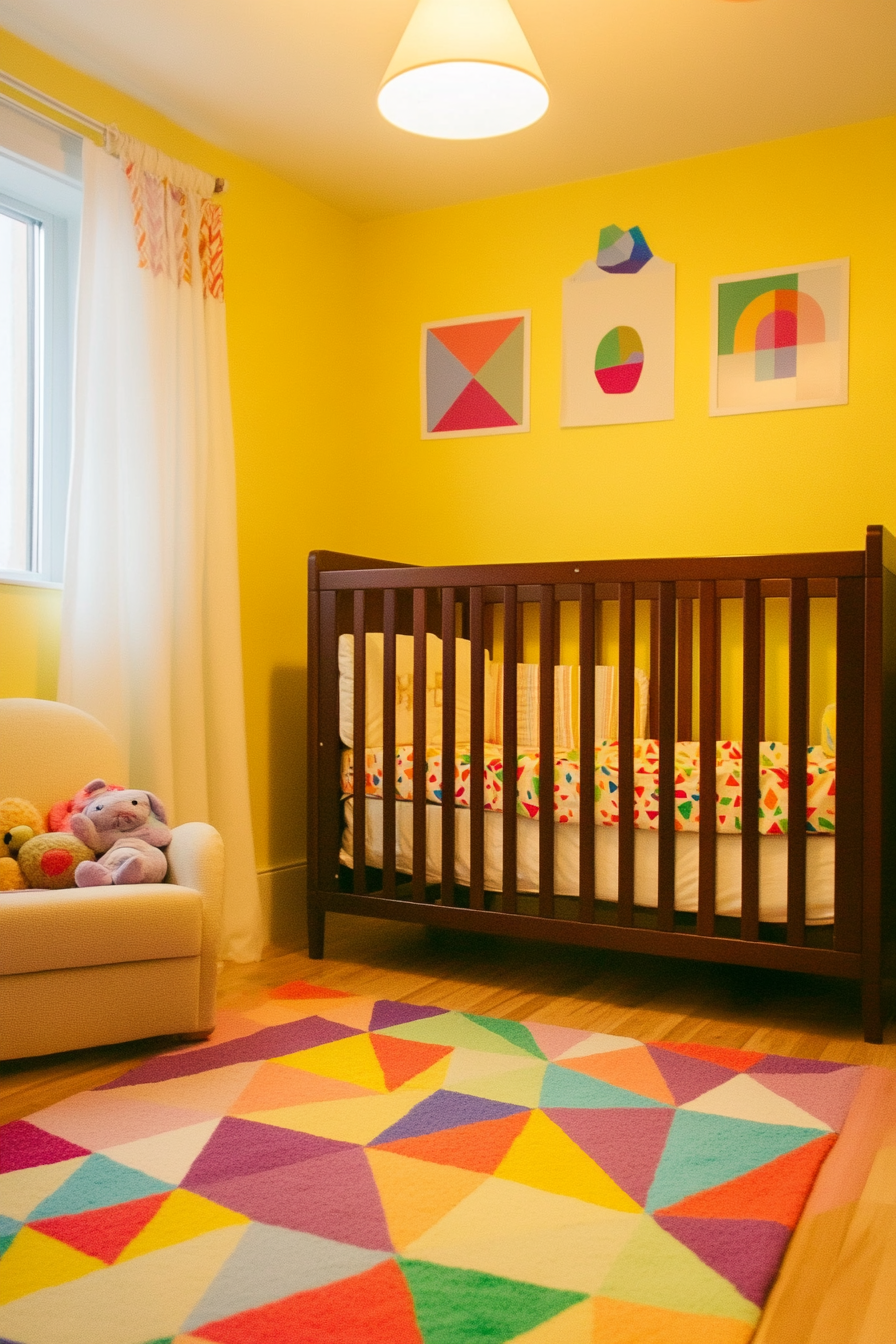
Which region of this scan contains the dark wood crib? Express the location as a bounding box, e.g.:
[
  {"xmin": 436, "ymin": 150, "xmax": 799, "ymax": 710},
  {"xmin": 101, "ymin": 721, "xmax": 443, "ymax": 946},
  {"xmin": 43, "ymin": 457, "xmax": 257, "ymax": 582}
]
[{"xmin": 306, "ymin": 527, "xmax": 895, "ymax": 1042}]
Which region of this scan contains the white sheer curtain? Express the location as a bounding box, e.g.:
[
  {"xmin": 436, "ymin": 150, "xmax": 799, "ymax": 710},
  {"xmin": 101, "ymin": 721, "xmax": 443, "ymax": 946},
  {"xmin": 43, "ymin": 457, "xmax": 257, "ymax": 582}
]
[{"xmin": 59, "ymin": 131, "xmax": 263, "ymax": 962}]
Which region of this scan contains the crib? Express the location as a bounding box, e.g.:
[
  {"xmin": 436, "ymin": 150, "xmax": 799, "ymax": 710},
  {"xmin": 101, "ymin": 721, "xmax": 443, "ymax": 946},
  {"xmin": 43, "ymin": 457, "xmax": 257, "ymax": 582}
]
[{"xmin": 306, "ymin": 527, "xmax": 895, "ymax": 1042}]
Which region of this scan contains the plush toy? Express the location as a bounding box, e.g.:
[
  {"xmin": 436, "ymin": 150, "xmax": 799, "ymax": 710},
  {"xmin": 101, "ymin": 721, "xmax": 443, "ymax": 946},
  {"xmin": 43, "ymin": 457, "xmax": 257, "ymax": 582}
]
[
  {"xmin": 71, "ymin": 789, "xmax": 172, "ymax": 886},
  {"xmin": 0, "ymin": 797, "xmax": 45, "ymax": 891},
  {"xmin": 48, "ymin": 779, "xmax": 124, "ymax": 833},
  {"xmin": 14, "ymin": 832, "xmax": 97, "ymax": 891}
]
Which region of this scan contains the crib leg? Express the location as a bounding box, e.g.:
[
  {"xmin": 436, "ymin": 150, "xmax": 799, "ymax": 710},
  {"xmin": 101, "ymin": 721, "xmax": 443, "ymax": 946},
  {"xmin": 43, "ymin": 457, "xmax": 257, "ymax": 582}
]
[
  {"xmin": 307, "ymin": 898, "xmax": 326, "ymax": 960},
  {"xmin": 861, "ymin": 975, "xmax": 883, "ymax": 1044}
]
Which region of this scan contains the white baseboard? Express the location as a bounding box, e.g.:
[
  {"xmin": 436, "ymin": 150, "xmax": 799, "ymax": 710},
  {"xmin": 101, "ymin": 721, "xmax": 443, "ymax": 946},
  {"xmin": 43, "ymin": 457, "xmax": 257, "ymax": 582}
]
[{"xmin": 256, "ymin": 862, "xmax": 307, "ymax": 949}]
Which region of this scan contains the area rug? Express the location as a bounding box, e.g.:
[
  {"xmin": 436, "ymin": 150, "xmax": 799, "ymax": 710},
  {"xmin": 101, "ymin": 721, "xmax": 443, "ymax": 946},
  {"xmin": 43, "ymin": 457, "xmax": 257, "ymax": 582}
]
[{"xmin": 0, "ymin": 982, "xmax": 870, "ymax": 1344}]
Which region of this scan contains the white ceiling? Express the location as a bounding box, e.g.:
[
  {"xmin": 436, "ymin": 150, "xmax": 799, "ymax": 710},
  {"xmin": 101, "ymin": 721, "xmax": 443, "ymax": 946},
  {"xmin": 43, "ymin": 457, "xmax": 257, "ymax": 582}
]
[{"xmin": 1, "ymin": 0, "xmax": 894, "ymax": 219}]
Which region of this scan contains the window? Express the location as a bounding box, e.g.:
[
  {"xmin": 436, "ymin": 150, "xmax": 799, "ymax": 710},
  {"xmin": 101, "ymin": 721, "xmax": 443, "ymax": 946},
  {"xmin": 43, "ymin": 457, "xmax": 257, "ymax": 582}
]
[{"xmin": 0, "ymin": 102, "xmax": 81, "ymax": 586}]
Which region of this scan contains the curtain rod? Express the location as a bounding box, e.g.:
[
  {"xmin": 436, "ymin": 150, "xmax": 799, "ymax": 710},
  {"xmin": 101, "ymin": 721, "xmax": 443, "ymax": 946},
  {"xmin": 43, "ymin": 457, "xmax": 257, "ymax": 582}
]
[{"xmin": 0, "ymin": 68, "xmax": 226, "ymax": 193}]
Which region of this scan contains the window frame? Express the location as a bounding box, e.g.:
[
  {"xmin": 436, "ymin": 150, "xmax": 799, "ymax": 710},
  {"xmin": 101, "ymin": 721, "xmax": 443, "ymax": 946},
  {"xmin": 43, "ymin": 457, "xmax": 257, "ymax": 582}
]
[{"xmin": 0, "ymin": 156, "xmax": 79, "ymax": 588}]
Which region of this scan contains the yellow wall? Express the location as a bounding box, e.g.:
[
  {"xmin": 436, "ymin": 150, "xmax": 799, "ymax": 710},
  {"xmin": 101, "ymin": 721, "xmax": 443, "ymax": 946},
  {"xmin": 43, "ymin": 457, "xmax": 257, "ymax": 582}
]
[
  {"xmin": 0, "ymin": 28, "xmax": 359, "ymax": 882},
  {"xmin": 347, "ymin": 116, "xmax": 895, "ymax": 567},
  {"xmin": 1, "ymin": 22, "xmax": 894, "ymax": 897}
]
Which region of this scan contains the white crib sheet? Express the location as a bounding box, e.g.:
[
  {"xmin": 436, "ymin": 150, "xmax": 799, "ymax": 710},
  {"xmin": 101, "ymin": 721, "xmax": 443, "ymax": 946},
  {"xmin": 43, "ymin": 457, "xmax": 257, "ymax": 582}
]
[{"xmin": 341, "ymin": 797, "xmax": 835, "ymax": 925}]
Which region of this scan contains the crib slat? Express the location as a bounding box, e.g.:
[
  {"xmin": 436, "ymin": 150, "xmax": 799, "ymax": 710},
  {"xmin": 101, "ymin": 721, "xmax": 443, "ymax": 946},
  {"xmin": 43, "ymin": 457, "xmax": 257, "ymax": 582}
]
[
  {"xmin": 502, "ymin": 588, "xmax": 519, "ymax": 914},
  {"xmin": 618, "ymin": 583, "xmax": 636, "ymax": 926},
  {"xmin": 352, "ymin": 590, "xmax": 367, "ymax": 894},
  {"xmin": 657, "ymin": 582, "xmax": 676, "ymax": 932},
  {"xmin": 441, "ymin": 588, "xmax": 456, "ymax": 907},
  {"xmin": 318, "ymin": 589, "xmax": 341, "ymax": 896},
  {"xmin": 539, "ymin": 587, "xmax": 555, "ymax": 918},
  {"xmin": 382, "ymin": 589, "xmax": 397, "ymax": 898},
  {"xmin": 698, "ymin": 581, "xmax": 717, "ymax": 936},
  {"xmin": 834, "ymin": 576, "xmax": 864, "ymax": 950},
  {"xmin": 412, "ymin": 588, "xmax": 427, "ymax": 902},
  {"xmin": 579, "ymin": 586, "xmax": 596, "ymax": 923},
  {"xmin": 649, "ymin": 597, "xmax": 660, "ymax": 739},
  {"xmin": 787, "ymin": 578, "xmax": 809, "ymax": 944},
  {"xmin": 740, "ymin": 579, "xmax": 761, "ymax": 941},
  {"xmin": 469, "ymin": 588, "xmax": 486, "ymax": 910},
  {"xmin": 677, "ymin": 597, "xmax": 693, "ymax": 739}
]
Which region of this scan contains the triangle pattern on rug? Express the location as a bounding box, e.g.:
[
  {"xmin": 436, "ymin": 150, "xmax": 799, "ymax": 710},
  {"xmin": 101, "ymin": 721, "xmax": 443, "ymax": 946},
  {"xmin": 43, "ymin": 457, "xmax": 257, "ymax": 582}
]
[
  {"xmin": 460, "ymin": 1015, "xmax": 547, "ymax": 1060},
  {"xmin": 191, "ymin": 1148, "xmax": 393, "ymax": 1252},
  {"xmin": 181, "ymin": 1222, "xmax": 392, "ymax": 1332},
  {"xmin": 0, "ymin": 1225, "xmax": 104, "ymax": 1305},
  {"xmin": 369, "ymin": 1034, "xmax": 453, "ymax": 1090},
  {"xmin": 645, "ymin": 1111, "xmax": 827, "ymax": 1212},
  {"xmin": 27, "ymin": 1155, "xmax": 173, "ymax": 1222},
  {"xmin": 101, "ymin": 1121, "xmax": 222, "ymax": 1186},
  {"xmin": 181, "ymin": 1116, "xmax": 353, "ymax": 1188},
  {"xmin": 597, "ymin": 1215, "xmax": 760, "ymax": 1324},
  {"xmin": 648, "ymin": 1042, "xmax": 765, "ymax": 1073},
  {"xmin": 496, "ymin": 1110, "xmax": 642, "ymax": 1212},
  {"xmin": 191, "ymin": 1256, "xmax": 423, "ymax": 1344},
  {"xmin": 647, "ymin": 1047, "xmax": 738, "ymax": 1105},
  {"xmin": 376, "ymin": 1012, "xmax": 536, "ymax": 1056},
  {"xmin": 0, "ymin": 1121, "xmax": 91, "ymax": 1174},
  {"xmin": 228, "ymin": 1062, "xmax": 376, "ymax": 1115},
  {"xmin": 655, "ymin": 1214, "xmax": 792, "ymax": 1306},
  {"xmin": 655, "ymin": 1132, "xmax": 837, "ymax": 1226},
  {"xmin": 544, "ymin": 1107, "xmax": 675, "ymax": 1206},
  {"xmin": 366, "ymin": 1150, "xmax": 488, "ymax": 1250},
  {"xmin": 400, "ymin": 1255, "xmax": 586, "ymax": 1344},
  {"xmin": 561, "ymin": 1046, "xmax": 676, "ymax": 1105},
  {"xmin": 747, "ymin": 1066, "xmax": 864, "ymax": 1131},
  {"xmin": 117, "ymin": 1190, "xmax": 249, "ymax": 1262},
  {"xmin": 589, "ymin": 1294, "xmax": 756, "ymax": 1344},
  {"xmin": 369, "ymin": 1001, "xmax": 449, "ymax": 1033},
  {"xmin": 244, "ymin": 1089, "xmax": 425, "ymax": 1145},
  {"xmin": 31, "ymin": 1192, "xmax": 170, "ymax": 1263},
  {"xmin": 370, "ymin": 1090, "xmax": 527, "ymax": 1145},
  {"xmin": 680, "ymin": 1074, "xmax": 833, "ymax": 1130},
  {"xmin": 371, "ymin": 1110, "xmax": 530, "ymax": 1174},
  {"xmin": 540, "ymin": 1063, "xmax": 667, "ymax": 1111},
  {"xmin": 275, "ymin": 1033, "xmax": 389, "ymax": 1092}
]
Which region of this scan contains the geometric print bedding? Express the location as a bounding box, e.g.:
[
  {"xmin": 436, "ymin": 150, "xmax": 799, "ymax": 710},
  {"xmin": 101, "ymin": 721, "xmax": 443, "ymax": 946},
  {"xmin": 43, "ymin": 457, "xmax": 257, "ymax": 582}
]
[
  {"xmin": 0, "ymin": 981, "xmax": 864, "ymax": 1344},
  {"xmin": 342, "ymin": 738, "xmax": 838, "ymax": 834}
]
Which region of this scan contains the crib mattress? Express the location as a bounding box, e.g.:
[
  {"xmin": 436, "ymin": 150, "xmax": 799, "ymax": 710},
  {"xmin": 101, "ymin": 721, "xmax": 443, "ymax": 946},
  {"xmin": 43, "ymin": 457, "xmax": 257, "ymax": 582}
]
[{"xmin": 341, "ymin": 797, "xmax": 835, "ymax": 925}]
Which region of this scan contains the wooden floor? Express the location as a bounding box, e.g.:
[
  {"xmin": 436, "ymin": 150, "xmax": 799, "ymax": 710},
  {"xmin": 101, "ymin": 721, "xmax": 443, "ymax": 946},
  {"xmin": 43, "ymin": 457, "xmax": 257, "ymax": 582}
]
[
  {"xmin": 2, "ymin": 915, "xmax": 893, "ymax": 1343},
  {"xmin": 2, "ymin": 912, "xmax": 894, "ymax": 1123}
]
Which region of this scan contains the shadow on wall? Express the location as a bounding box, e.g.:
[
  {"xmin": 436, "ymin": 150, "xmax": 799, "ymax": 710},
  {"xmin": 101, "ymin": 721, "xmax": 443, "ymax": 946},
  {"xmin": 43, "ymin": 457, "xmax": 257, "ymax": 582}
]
[{"xmin": 266, "ymin": 663, "xmax": 307, "ymax": 948}]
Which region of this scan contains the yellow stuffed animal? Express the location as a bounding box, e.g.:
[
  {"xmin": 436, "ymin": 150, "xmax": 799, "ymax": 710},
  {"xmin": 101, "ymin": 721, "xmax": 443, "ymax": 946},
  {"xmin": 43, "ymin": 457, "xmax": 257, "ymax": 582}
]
[{"xmin": 0, "ymin": 797, "xmax": 45, "ymax": 891}]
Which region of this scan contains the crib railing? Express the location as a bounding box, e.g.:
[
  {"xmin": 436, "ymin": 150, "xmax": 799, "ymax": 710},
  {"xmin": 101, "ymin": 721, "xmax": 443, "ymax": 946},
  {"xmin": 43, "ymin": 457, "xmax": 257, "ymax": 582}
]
[{"xmin": 307, "ymin": 527, "xmax": 895, "ymax": 1041}]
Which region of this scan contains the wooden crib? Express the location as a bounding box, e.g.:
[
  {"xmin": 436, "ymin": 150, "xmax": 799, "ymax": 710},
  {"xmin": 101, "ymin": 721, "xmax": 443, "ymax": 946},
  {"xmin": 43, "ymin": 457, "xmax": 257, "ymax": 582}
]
[{"xmin": 306, "ymin": 526, "xmax": 895, "ymax": 1042}]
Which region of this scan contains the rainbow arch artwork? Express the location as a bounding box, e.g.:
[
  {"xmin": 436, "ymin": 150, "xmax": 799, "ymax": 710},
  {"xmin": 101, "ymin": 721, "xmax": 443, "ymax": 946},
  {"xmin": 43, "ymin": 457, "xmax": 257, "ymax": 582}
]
[
  {"xmin": 711, "ymin": 259, "xmax": 848, "ymax": 416},
  {"xmin": 422, "ymin": 311, "xmax": 530, "ymax": 438}
]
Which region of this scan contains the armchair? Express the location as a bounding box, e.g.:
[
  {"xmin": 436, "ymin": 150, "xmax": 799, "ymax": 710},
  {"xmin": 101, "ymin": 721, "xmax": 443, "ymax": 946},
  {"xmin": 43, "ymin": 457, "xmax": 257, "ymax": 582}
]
[{"xmin": 0, "ymin": 698, "xmax": 223, "ymax": 1060}]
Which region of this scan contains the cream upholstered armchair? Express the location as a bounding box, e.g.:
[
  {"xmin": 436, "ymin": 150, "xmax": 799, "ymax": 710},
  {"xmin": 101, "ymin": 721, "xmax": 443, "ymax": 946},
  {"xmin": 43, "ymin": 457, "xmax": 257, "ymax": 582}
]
[{"xmin": 0, "ymin": 698, "xmax": 223, "ymax": 1060}]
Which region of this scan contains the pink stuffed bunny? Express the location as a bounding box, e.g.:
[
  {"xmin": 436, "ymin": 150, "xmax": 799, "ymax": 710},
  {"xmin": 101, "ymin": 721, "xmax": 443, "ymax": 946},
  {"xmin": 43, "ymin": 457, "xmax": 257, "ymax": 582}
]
[{"xmin": 71, "ymin": 789, "xmax": 172, "ymax": 887}]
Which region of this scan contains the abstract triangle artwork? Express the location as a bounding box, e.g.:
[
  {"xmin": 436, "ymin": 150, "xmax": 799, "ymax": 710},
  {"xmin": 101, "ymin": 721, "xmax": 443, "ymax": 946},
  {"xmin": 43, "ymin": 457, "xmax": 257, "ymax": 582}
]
[
  {"xmin": 423, "ymin": 312, "xmax": 529, "ymax": 437},
  {"xmin": 0, "ymin": 980, "xmax": 868, "ymax": 1344}
]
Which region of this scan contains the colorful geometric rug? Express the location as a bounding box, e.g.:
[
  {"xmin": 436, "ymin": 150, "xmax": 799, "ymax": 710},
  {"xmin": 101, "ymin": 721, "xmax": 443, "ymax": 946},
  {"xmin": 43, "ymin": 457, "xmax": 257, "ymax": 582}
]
[{"xmin": 0, "ymin": 982, "xmax": 868, "ymax": 1344}]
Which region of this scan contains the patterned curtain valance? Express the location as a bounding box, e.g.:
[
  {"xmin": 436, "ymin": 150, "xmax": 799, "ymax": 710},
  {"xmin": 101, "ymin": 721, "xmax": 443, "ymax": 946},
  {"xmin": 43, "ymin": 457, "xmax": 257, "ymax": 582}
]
[{"xmin": 105, "ymin": 125, "xmax": 224, "ymax": 300}]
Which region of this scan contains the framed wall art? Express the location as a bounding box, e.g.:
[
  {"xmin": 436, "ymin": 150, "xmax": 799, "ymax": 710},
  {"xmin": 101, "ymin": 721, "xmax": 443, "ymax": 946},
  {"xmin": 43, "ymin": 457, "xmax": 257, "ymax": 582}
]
[
  {"xmin": 421, "ymin": 310, "xmax": 530, "ymax": 439},
  {"xmin": 710, "ymin": 258, "xmax": 849, "ymax": 416}
]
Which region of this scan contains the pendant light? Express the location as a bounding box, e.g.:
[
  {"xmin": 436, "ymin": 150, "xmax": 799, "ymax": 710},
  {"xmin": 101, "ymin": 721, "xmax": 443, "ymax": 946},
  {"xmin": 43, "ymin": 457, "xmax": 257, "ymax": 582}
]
[{"xmin": 378, "ymin": 0, "xmax": 549, "ymax": 140}]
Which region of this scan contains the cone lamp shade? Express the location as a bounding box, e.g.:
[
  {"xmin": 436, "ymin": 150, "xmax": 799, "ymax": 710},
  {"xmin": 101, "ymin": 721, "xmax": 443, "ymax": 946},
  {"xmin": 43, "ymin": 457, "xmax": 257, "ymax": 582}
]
[{"xmin": 378, "ymin": 0, "xmax": 549, "ymax": 139}]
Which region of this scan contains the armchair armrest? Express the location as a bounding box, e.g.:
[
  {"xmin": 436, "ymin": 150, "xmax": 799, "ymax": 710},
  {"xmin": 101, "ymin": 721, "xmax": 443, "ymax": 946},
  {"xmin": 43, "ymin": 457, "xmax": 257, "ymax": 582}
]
[{"xmin": 167, "ymin": 821, "xmax": 224, "ymax": 1031}]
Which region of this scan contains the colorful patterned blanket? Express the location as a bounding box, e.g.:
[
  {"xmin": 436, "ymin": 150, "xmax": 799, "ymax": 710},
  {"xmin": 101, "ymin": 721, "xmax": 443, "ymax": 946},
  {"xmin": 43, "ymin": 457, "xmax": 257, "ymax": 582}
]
[{"xmin": 341, "ymin": 741, "xmax": 837, "ymax": 835}]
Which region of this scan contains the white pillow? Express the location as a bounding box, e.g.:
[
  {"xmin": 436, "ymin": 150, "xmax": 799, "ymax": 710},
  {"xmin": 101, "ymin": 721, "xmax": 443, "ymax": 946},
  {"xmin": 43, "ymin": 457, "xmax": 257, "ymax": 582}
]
[{"xmin": 338, "ymin": 634, "xmax": 493, "ymax": 749}]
